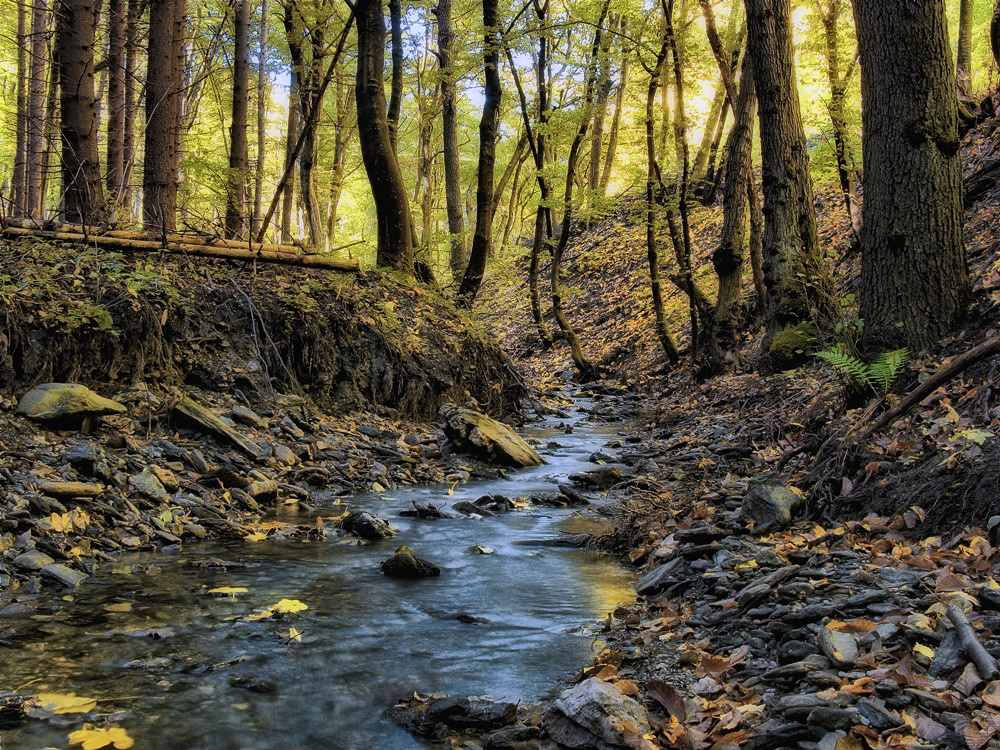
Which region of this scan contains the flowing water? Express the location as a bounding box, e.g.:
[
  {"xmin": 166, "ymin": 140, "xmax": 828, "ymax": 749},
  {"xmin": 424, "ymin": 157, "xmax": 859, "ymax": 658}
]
[{"xmin": 0, "ymin": 399, "xmax": 636, "ymax": 749}]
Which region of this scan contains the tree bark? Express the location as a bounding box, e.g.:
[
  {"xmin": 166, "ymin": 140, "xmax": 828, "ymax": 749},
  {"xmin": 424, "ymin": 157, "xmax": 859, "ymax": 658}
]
[
  {"xmin": 387, "ymin": 0, "xmax": 404, "ymax": 152},
  {"xmin": 57, "ymin": 0, "xmax": 105, "ymax": 225},
  {"xmin": 225, "ymin": 0, "xmax": 251, "ymax": 238},
  {"xmin": 853, "ymin": 0, "xmax": 970, "ymax": 351},
  {"xmin": 143, "ymin": 0, "xmax": 186, "ymax": 233},
  {"xmin": 993, "ymin": 0, "xmax": 1000, "ymax": 69},
  {"xmin": 122, "ymin": 0, "xmax": 140, "ymax": 217},
  {"xmin": 252, "ymin": 0, "xmax": 270, "ymax": 235},
  {"xmin": 436, "ymin": 0, "xmax": 466, "ymax": 277},
  {"xmin": 458, "ymin": 0, "xmax": 502, "ymax": 305},
  {"xmin": 646, "ymin": 28, "xmax": 682, "ymax": 364},
  {"xmin": 957, "ymin": 0, "xmax": 974, "ymax": 98},
  {"xmin": 815, "ymin": 0, "xmax": 860, "ymax": 237},
  {"xmin": 280, "ymin": 81, "xmax": 299, "ymax": 243},
  {"xmin": 599, "ymin": 40, "xmax": 627, "ymax": 195},
  {"xmin": 745, "ymin": 0, "xmax": 835, "ymax": 341},
  {"xmin": 25, "ymin": 0, "xmax": 50, "ymax": 218},
  {"xmin": 13, "ymin": 1, "xmax": 29, "ymax": 216},
  {"xmin": 355, "ymin": 0, "xmax": 413, "ymax": 273},
  {"xmin": 106, "ymin": 0, "xmax": 126, "ymax": 210},
  {"xmin": 706, "ymin": 50, "xmax": 756, "ymax": 373}
]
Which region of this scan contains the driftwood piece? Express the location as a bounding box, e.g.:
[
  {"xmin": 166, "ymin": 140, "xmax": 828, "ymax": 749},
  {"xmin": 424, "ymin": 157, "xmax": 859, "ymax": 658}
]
[
  {"xmin": 172, "ymin": 396, "xmax": 263, "ymax": 460},
  {"xmin": 947, "ymin": 604, "xmax": 1000, "ymax": 680},
  {"xmin": 0, "ymin": 226, "xmax": 360, "ymax": 272}
]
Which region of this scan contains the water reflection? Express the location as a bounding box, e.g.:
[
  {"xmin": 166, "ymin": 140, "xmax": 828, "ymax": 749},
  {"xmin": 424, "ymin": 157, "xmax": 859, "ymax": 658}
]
[{"xmin": 1, "ymin": 403, "xmax": 635, "ymax": 749}]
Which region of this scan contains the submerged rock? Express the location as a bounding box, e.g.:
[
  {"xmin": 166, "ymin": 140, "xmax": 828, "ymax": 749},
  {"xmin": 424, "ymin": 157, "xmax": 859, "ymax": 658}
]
[
  {"xmin": 342, "ymin": 511, "xmax": 395, "ymax": 541},
  {"xmin": 381, "ymin": 546, "xmax": 440, "ymax": 578},
  {"xmin": 17, "ymin": 383, "xmax": 126, "ymax": 421},
  {"xmin": 441, "ymin": 405, "xmax": 543, "ymax": 467},
  {"xmin": 542, "ymin": 677, "xmax": 652, "ymax": 749}
]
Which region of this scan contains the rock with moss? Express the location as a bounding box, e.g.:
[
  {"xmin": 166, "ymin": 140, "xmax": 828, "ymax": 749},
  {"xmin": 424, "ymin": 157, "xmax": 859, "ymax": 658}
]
[
  {"xmin": 17, "ymin": 383, "xmax": 127, "ymax": 422},
  {"xmin": 381, "ymin": 546, "xmax": 440, "ymax": 578},
  {"xmin": 441, "ymin": 405, "xmax": 544, "ymax": 468},
  {"xmin": 766, "ymin": 322, "xmax": 818, "ymax": 370}
]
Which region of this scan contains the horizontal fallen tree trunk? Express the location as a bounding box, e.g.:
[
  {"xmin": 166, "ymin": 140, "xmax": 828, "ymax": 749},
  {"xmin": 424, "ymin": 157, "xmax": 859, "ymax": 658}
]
[
  {"xmin": 1, "ymin": 215, "xmax": 304, "ymax": 254},
  {"xmin": 0, "ymin": 226, "xmax": 360, "ymax": 272}
]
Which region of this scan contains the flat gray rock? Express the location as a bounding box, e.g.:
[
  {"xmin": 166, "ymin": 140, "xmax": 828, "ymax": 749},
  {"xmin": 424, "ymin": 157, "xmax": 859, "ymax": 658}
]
[
  {"xmin": 542, "ymin": 677, "xmax": 652, "ymax": 749},
  {"xmin": 40, "ymin": 563, "xmax": 87, "ymax": 587},
  {"xmin": 12, "ymin": 549, "xmax": 55, "ymax": 572},
  {"xmin": 18, "ymin": 383, "xmax": 126, "ymax": 421}
]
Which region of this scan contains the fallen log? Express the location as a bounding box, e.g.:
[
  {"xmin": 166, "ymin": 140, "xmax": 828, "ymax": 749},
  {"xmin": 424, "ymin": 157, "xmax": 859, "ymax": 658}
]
[
  {"xmin": 2, "ymin": 216, "xmax": 304, "ymax": 253},
  {"xmin": 1, "ymin": 215, "xmax": 304, "ymax": 254},
  {"xmin": 0, "ymin": 226, "xmax": 360, "ymax": 272}
]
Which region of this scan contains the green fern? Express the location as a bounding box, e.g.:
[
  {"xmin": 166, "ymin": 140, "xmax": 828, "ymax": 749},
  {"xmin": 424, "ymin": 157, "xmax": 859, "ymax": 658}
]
[{"xmin": 814, "ymin": 345, "xmax": 909, "ymax": 396}]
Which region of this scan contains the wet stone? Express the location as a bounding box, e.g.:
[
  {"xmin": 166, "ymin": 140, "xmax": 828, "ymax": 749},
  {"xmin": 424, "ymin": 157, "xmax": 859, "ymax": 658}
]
[
  {"xmin": 542, "ymin": 677, "xmax": 652, "ymax": 750},
  {"xmin": 40, "ymin": 563, "xmax": 87, "ymax": 587},
  {"xmin": 845, "ymin": 589, "xmax": 889, "ymax": 608},
  {"xmin": 817, "ymin": 627, "xmax": 858, "ymax": 670},
  {"xmin": 342, "ymin": 512, "xmax": 394, "ymax": 541},
  {"xmin": 806, "ymin": 706, "xmax": 859, "ymax": 731},
  {"xmin": 777, "ymin": 640, "xmax": 819, "ymax": 665},
  {"xmin": 131, "ymin": 467, "xmax": 169, "ymax": 502},
  {"xmin": 381, "ymin": 547, "xmax": 440, "ymax": 578},
  {"xmin": 12, "ymin": 550, "xmax": 54, "ymax": 572},
  {"xmin": 230, "ymin": 406, "xmax": 264, "ymax": 428}
]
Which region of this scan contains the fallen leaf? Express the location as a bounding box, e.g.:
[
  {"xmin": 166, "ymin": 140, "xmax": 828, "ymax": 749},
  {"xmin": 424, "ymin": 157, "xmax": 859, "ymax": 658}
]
[
  {"xmin": 28, "ymin": 692, "xmax": 97, "ymax": 716},
  {"xmin": 68, "ymin": 724, "xmax": 135, "ymax": 749}
]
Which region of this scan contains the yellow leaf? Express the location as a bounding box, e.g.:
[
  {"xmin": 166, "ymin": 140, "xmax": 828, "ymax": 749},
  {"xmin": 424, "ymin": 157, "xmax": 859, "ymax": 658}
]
[
  {"xmin": 735, "ymin": 560, "xmax": 758, "ymax": 571},
  {"xmin": 207, "ymin": 587, "xmax": 249, "ymax": 596},
  {"xmin": 31, "ymin": 692, "xmax": 98, "ymax": 715},
  {"xmin": 244, "ymin": 532, "xmax": 268, "ymax": 542},
  {"xmin": 287, "ymin": 627, "xmax": 302, "ymax": 642},
  {"xmin": 913, "ymin": 643, "xmax": 935, "ymax": 659},
  {"xmin": 51, "ymin": 512, "xmax": 73, "ymax": 533},
  {"xmin": 273, "ymin": 599, "xmax": 307, "ymax": 614},
  {"xmin": 69, "ymin": 723, "xmax": 135, "ymax": 749}
]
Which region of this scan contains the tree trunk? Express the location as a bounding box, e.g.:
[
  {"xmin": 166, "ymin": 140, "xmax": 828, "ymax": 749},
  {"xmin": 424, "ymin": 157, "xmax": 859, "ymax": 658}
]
[
  {"xmin": 706, "ymin": 50, "xmax": 756, "ymax": 373},
  {"xmin": 13, "ymin": 1, "xmax": 28, "ymax": 216},
  {"xmin": 587, "ymin": 14, "xmax": 615, "ymax": 209},
  {"xmin": 957, "ymin": 0, "xmax": 974, "ymax": 98},
  {"xmin": 387, "ymin": 0, "xmax": 403, "ymax": 152},
  {"xmin": 122, "ymin": 0, "xmax": 140, "ymax": 217},
  {"xmin": 281, "ymin": 82, "xmax": 299, "ymax": 243},
  {"xmin": 436, "ymin": 0, "xmax": 466, "ymax": 277},
  {"xmin": 817, "ymin": 0, "xmax": 861, "ymax": 237},
  {"xmin": 853, "ymin": 0, "xmax": 969, "ymax": 351},
  {"xmin": 143, "ymin": 0, "xmax": 186, "ymax": 233},
  {"xmin": 225, "ymin": 0, "xmax": 251, "ymax": 238},
  {"xmin": 106, "ymin": 0, "xmax": 126, "ymax": 211},
  {"xmin": 547, "ymin": 0, "xmax": 609, "ymax": 380},
  {"xmin": 599, "ymin": 43, "xmax": 627, "ymax": 195},
  {"xmin": 57, "ymin": 0, "xmax": 105, "ymax": 225},
  {"xmin": 993, "ymin": 0, "xmax": 1000, "ymax": 69},
  {"xmin": 529, "ymin": 205, "xmax": 554, "ymax": 348},
  {"xmin": 356, "ymin": 0, "xmax": 413, "ymax": 273},
  {"xmin": 26, "ymin": 0, "xmax": 50, "ymax": 219},
  {"xmin": 646, "ymin": 29, "xmax": 682, "ymax": 364},
  {"xmin": 745, "ymin": 0, "xmax": 835, "ymax": 341},
  {"xmin": 39, "ymin": 42, "xmax": 60, "ymax": 215},
  {"xmin": 692, "ymin": 80, "xmax": 728, "ymax": 184},
  {"xmin": 458, "ymin": 0, "xmax": 502, "ymax": 305},
  {"xmin": 252, "ymin": 0, "xmax": 270, "ymax": 235}
]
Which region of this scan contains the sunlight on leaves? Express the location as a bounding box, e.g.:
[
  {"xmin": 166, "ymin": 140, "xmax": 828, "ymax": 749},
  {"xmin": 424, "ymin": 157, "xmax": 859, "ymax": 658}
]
[
  {"xmin": 28, "ymin": 692, "xmax": 98, "ymax": 716},
  {"xmin": 69, "ymin": 723, "xmax": 135, "ymax": 749}
]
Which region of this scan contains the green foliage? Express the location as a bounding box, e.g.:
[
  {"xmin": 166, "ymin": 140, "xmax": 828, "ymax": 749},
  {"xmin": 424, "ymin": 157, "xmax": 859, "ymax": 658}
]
[{"xmin": 814, "ymin": 344, "xmax": 909, "ymax": 397}]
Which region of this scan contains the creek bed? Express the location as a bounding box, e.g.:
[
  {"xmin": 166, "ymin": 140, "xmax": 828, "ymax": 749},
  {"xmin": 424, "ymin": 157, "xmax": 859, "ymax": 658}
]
[{"xmin": 0, "ymin": 402, "xmax": 635, "ymax": 749}]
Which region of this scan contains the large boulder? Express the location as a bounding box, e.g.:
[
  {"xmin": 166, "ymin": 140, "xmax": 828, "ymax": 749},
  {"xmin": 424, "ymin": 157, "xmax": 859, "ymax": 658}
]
[
  {"xmin": 17, "ymin": 383, "xmax": 126, "ymax": 421},
  {"xmin": 542, "ymin": 678, "xmax": 653, "ymax": 750},
  {"xmin": 441, "ymin": 405, "xmax": 543, "ymax": 468}
]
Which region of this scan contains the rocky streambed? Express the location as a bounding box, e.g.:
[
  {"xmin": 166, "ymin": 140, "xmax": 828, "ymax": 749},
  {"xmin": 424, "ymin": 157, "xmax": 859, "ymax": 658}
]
[{"xmin": 0, "ymin": 381, "xmax": 647, "ymax": 749}]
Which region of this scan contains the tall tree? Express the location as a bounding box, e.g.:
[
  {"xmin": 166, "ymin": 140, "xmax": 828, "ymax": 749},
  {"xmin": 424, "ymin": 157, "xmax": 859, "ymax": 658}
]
[
  {"xmin": 252, "ymin": 0, "xmax": 270, "ymax": 234},
  {"xmin": 225, "ymin": 0, "xmax": 251, "ymax": 238},
  {"xmin": 355, "ymin": 0, "xmax": 413, "ymax": 272},
  {"xmin": 853, "ymin": 0, "xmax": 969, "ymax": 350},
  {"xmin": 957, "ymin": 0, "xmax": 974, "ymax": 98},
  {"xmin": 993, "ymin": 0, "xmax": 1000, "ymax": 68},
  {"xmin": 645, "ymin": 20, "xmax": 682, "ymax": 364},
  {"xmin": 457, "ymin": 0, "xmax": 502, "ymax": 304},
  {"xmin": 813, "ymin": 0, "xmax": 860, "ymax": 237},
  {"xmin": 745, "ymin": 0, "xmax": 834, "ymax": 342},
  {"xmin": 386, "ymin": 0, "xmax": 403, "ymax": 151},
  {"xmin": 106, "ymin": 0, "xmax": 126, "ymax": 211},
  {"xmin": 436, "ymin": 0, "xmax": 466, "ymax": 277},
  {"xmin": 143, "ymin": 0, "xmax": 187, "ymax": 232},
  {"xmin": 12, "ymin": 1, "xmax": 29, "ymax": 215},
  {"xmin": 57, "ymin": 0, "xmax": 105, "ymax": 224},
  {"xmin": 280, "ymin": 82, "xmax": 299, "ymax": 242},
  {"xmin": 26, "ymin": 0, "xmax": 51, "ymax": 218},
  {"xmin": 122, "ymin": 0, "xmax": 141, "ymax": 216}
]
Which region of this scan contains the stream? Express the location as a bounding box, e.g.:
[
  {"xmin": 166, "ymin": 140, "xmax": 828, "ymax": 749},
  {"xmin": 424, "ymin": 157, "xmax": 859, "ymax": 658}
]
[{"xmin": 0, "ymin": 397, "xmax": 636, "ymax": 749}]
